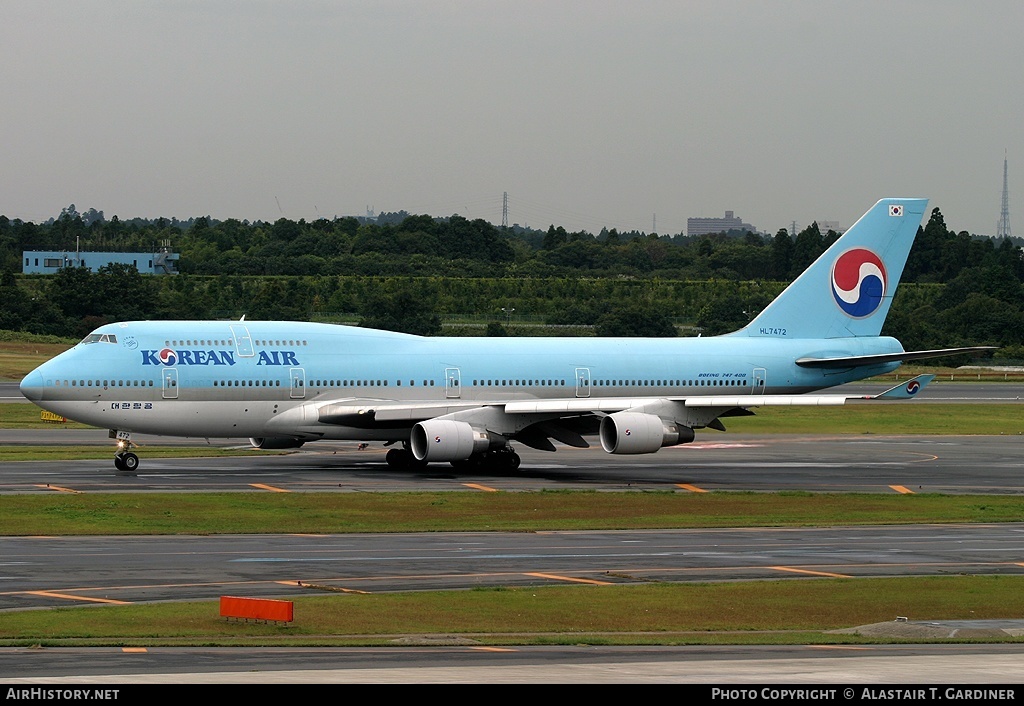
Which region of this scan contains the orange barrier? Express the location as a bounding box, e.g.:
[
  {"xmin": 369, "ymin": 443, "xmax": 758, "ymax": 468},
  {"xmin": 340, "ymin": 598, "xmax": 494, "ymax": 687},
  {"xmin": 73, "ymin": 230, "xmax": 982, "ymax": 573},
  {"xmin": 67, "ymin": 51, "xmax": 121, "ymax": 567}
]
[{"xmin": 220, "ymin": 596, "xmax": 293, "ymax": 623}]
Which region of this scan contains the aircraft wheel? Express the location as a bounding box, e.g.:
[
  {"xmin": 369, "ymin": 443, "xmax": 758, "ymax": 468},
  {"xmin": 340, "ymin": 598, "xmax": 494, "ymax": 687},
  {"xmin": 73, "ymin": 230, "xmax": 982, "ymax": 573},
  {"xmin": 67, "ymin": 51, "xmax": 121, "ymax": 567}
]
[
  {"xmin": 386, "ymin": 448, "xmax": 427, "ymax": 470},
  {"xmin": 507, "ymin": 452, "xmax": 521, "ymax": 471},
  {"xmin": 121, "ymin": 452, "xmax": 140, "ymax": 472},
  {"xmin": 113, "ymin": 455, "xmax": 126, "ymax": 471}
]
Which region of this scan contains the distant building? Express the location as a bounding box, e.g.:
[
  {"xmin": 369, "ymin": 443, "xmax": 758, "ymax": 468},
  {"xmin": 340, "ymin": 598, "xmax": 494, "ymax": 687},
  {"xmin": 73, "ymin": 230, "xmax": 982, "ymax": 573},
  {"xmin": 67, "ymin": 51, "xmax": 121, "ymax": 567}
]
[
  {"xmin": 687, "ymin": 210, "xmax": 759, "ymax": 237},
  {"xmin": 22, "ymin": 245, "xmax": 179, "ymax": 275}
]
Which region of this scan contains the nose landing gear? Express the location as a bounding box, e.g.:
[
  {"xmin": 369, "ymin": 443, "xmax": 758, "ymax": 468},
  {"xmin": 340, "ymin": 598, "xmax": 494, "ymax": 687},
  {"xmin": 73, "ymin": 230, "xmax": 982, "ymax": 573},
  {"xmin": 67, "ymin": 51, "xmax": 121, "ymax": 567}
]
[{"xmin": 110, "ymin": 430, "xmax": 140, "ymax": 472}]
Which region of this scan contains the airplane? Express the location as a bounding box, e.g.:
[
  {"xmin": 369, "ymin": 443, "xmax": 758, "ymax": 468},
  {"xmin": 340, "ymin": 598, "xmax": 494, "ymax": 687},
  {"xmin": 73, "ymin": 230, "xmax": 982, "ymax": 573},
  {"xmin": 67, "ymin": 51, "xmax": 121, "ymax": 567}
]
[{"xmin": 19, "ymin": 198, "xmax": 993, "ymax": 473}]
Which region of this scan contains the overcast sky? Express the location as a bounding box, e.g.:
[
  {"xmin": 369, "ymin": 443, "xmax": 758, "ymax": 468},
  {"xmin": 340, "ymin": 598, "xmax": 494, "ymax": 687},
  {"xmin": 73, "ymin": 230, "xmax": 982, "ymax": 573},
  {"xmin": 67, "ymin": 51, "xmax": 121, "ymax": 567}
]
[{"xmin": 3, "ymin": 1, "xmax": 1022, "ymax": 237}]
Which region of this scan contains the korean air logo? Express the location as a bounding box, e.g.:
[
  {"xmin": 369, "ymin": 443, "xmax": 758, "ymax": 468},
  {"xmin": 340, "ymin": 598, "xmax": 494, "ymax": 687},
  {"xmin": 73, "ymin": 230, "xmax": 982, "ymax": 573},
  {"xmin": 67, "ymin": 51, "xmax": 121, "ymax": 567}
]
[
  {"xmin": 434, "ymin": 436, "xmax": 442, "ymax": 444},
  {"xmin": 906, "ymin": 380, "xmax": 921, "ymax": 395},
  {"xmin": 831, "ymin": 248, "xmax": 887, "ymax": 318},
  {"xmin": 157, "ymin": 348, "xmax": 177, "ymax": 366}
]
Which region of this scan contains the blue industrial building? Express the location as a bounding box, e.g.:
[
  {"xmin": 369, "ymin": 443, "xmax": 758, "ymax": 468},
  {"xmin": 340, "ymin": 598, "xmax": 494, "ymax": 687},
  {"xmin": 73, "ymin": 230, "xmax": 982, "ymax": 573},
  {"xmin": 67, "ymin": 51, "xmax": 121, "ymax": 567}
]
[{"xmin": 22, "ymin": 248, "xmax": 179, "ymax": 275}]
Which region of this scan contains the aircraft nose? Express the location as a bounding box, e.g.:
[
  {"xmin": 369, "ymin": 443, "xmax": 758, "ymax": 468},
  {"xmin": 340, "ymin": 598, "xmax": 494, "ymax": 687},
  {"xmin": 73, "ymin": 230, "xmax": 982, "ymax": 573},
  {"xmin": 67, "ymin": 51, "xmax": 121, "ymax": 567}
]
[{"xmin": 20, "ymin": 369, "xmax": 43, "ymax": 401}]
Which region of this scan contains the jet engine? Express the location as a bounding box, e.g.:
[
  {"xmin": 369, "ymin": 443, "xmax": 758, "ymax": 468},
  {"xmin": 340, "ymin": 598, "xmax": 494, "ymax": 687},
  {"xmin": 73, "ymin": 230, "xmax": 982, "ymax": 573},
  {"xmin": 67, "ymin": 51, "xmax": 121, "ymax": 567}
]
[
  {"xmin": 249, "ymin": 437, "xmax": 306, "ymax": 450},
  {"xmin": 410, "ymin": 419, "xmax": 491, "ymax": 462},
  {"xmin": 599, "ymin": 412, "xmax": 695, "ymax": 454}
]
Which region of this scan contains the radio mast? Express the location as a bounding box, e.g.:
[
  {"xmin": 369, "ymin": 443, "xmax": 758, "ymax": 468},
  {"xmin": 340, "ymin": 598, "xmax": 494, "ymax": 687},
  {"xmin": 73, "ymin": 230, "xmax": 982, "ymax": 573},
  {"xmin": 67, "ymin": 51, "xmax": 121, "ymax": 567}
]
[{"xmin": 997, "ymin": 151, "xmax": 1011, "ymax": 238}]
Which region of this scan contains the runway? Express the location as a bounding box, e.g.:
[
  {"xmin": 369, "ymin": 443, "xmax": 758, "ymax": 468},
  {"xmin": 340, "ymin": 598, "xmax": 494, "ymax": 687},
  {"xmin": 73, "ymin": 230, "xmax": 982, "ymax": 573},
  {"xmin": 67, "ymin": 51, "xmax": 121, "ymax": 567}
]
[
  {"xmin": 4, "ymin": 523, "xmax": 1024, "ymax": 611},
  {"xmin": 2, "ymin": 432, "xmax": 1023, "ymax": 495},
  {"xmin": 2, "ymin": 644, "xmax": 1023, "ymax": 684}
]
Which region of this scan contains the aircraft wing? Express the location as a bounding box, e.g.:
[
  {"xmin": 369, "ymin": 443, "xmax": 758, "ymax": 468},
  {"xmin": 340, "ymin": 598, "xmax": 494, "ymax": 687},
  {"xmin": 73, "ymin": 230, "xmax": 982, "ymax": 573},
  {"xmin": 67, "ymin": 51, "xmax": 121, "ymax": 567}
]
[{"xmin": 313, "ymin": 374, "xmax": 936, "ymax": 426}]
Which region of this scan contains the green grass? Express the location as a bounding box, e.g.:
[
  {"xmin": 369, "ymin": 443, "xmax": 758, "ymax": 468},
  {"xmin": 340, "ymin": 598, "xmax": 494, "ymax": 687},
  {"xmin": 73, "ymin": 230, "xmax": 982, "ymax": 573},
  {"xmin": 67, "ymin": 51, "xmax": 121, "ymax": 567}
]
[
  {"xmin": 2, "ymin": 490, "xmax": 1023, "ymax": 535},
  {"xmin": 0, "ymin": 338, "xmax": 72, "ymax": 381},
  {"xmin": 1, "ymin": 576, "xmax": 1022, "ymax": 647},
  {"xmin": 0, "ymin": 404, "xmax": 96, "ymax": 429}
]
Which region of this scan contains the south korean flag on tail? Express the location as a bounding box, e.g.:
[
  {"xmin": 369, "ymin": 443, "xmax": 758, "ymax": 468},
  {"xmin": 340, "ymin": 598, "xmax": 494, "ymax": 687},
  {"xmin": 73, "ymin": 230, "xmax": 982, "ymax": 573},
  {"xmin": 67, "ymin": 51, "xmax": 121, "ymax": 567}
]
[{"xmin": 889, "ymin": 204, "xmax": 904, "ymax": 217}]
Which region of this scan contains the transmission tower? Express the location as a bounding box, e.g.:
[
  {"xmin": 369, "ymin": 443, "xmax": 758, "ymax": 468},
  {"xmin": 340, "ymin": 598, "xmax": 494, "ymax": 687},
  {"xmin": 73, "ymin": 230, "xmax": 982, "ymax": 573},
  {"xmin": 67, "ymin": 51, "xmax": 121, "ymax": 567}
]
[
  {"xmin": 997, "ymin": 151, "xmax": 1011, "ymax": 238},
  {"xmin": 501, "ymin": 192, "xmax": 508, "ymax": 228}
]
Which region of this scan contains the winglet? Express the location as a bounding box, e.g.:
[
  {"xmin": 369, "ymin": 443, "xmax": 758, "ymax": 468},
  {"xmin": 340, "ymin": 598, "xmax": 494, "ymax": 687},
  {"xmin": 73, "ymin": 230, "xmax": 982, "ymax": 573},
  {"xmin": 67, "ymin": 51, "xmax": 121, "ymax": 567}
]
[{"xmin": 866, "ymin": 374, "xmax": 935, "ymax": 399}]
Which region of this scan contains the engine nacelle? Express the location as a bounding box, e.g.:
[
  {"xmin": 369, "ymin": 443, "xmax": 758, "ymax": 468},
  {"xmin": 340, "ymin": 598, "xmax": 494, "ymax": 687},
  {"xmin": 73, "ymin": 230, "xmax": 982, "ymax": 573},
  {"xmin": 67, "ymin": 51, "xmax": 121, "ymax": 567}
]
[
  {"xmin": 599, "ymin": 412, "xmax": 695, "ymax": 454},
  {"xmin": 410, "ymin": 419, "xmax": 491, "ymax": 462},
  {"xmin": 249, "ymin": 437, "xmax": 306, "ymax": 450}
]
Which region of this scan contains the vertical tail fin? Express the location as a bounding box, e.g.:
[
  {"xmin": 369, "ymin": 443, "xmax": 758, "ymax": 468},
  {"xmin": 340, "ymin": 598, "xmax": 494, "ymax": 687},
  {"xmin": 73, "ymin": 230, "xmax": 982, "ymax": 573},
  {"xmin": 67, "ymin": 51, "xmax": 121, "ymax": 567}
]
[{"xmin": 735, "ymin": 198, "xmax": 927, "ymax": 339}]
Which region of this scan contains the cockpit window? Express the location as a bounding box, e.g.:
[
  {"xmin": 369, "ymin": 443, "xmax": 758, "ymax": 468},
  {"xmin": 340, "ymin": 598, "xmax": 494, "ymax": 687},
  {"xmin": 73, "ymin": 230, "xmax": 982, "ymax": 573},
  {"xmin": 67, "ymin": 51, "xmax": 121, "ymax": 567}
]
[{"xmin": 80, "ymin": 333, "xmax": 119, "ymax": 345}]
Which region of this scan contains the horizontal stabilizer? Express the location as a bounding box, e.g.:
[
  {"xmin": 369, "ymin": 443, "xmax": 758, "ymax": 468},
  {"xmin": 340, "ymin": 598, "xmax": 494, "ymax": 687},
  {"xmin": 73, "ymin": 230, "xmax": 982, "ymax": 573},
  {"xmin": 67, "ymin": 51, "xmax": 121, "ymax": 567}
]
[
  {"xmin": 795, "ymin": 346, "xmax": 996, "ymax": 368},
  {"xmin": 862, "ymin": 374, "xmax": 935, "ymax": 399}
]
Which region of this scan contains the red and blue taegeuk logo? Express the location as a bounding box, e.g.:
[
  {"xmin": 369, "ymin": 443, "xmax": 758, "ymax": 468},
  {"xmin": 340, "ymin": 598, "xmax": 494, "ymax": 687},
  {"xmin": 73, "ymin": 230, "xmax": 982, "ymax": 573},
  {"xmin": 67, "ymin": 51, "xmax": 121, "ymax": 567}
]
[
  {"xmin": 157, "ymin": 348, "xmax": 177, "ymax": 366},
  {"xmin": 831, "ymin": 248, "xmax": 887, "ymax": 318}
]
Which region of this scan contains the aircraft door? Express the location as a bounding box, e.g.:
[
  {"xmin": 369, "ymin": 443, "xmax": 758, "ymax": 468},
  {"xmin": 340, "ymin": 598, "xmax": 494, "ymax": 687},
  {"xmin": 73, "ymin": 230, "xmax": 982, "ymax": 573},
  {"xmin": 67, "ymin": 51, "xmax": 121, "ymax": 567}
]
[
  {"xmin": 575, "ymin": 367, "xmax": 591, "ymax": 398},
  {"xmin": 289, "ymin": 367, "xmax": 306, "ymax": 399},
  {"xmin": 162, "ymin": 368, "xmax": 178, "ymax": 399},
  {"xmin": 229, "ymin": 324, "xmax": 254, "ymax": 357},
  {"xmin": 445, "ymin": 367, "xmax": 461, "ymax": 399},
  {"xmin": 752, "ymin": 368, "xmax": 766, "ymax": 395}
]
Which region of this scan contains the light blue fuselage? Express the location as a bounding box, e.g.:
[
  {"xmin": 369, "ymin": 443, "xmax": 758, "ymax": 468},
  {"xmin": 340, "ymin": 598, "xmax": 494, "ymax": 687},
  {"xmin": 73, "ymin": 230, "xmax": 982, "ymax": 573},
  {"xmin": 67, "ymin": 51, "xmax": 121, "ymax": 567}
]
[{"xmin": 21, "ymin": 319, "xmax": 902, "ymax": 439}]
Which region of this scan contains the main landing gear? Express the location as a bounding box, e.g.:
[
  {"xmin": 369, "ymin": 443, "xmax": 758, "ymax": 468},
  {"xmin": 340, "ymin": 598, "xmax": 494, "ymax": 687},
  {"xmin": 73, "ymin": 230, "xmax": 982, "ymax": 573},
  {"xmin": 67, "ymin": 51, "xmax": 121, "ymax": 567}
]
[
  {"xmin": 450, "ymin": 446, "xmax": 521, "ymax": 472},
  {"xmin": 383, "ymin": 443, "xmax": 521, "ymax": 471},
  {"xmin": 110, "ymin": 430, "xmax": 140, "ymax": 472},
  {"xmin": 385, "ymin": 446, "xmax": 427, "ymax": 470}
]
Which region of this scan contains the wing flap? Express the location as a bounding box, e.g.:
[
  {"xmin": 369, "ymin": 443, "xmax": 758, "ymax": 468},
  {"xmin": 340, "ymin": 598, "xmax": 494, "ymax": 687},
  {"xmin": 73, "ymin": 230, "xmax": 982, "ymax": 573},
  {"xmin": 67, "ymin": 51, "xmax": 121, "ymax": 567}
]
[
  {"xmin": 685, "ymin": 395, "xmax": 849, "ymax": 407},
  {"xmin": 317, "ymin": 399, "xmax": 487, "ymax": 425},
  {"xmin": 504, "ymin": 398, "xmax": 656, "ymax": 414}
]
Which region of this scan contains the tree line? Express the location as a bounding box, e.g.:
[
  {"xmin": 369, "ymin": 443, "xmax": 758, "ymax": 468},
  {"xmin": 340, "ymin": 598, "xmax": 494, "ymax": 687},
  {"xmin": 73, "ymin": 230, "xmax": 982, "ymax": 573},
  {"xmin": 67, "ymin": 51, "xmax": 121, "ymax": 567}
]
[{"xmin": 1, "ymin": 206, "xmax": 1022, "ymax": 361}]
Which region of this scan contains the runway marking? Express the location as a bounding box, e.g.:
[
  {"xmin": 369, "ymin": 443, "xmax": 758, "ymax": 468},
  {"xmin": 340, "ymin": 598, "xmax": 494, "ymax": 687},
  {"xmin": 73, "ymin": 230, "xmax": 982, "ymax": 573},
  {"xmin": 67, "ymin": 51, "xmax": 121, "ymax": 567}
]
[
  {"xmin": 673, "ymin": 443, "xmax": 765, "ymax": 449},
  {"xmin": 463, "ymin": 483, "xmax": 499, "ymax": 492},
  {"xmin": 251, "ymin": 483, "xmax": 290, "ymax": 492},
  {"xmin": 471, "ymin": 646, "xmax": 517, "ymax": 652},
  {"xmin": 122, "ymin": 648, "xmax": 148, "ymax": 653},
  {"xmin": 890, "ymin": 485, "xmax": 915, "ymax": 494},
  {"xmin": 812, "ymin": 645, "xmax": 874, "ymax": 651},
  {"xmin": 33, "ymin": 484, "xmax": 81, "ymax": 494},
  {"xmin": 676, "ymin": 483, "xmax": 708, "ymax": 493},
  {"xmin": 770, "ymin": 566, "xmax": 852, "ymax": 578},
  {"xmin": 27, "ymin": 591, "xmax": 130, "ymax": 605},
  {"xmin": 276, "ymin": 580, "xmax": 370, "ymax": 594},
  {"xmin": 524, "ymin": 572, "xmax": 613, "ymax": 585}
]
